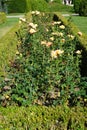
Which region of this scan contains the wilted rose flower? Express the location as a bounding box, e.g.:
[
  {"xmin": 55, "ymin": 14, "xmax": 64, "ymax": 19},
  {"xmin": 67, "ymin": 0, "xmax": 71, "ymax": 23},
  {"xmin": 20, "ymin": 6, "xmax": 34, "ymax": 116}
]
[
  {"xmin": 59, "ymin": 25, "xmax": 65, "ymax": 29},
  {"xmin": 61, "ymin": 39, "xmax": 65, "ymax": 43}
]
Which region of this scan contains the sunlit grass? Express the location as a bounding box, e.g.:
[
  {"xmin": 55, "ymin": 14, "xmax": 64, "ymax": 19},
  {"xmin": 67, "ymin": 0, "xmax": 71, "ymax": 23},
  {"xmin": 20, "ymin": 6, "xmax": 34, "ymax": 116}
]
[
  {"xmin": 66, "ymin": 15, "xmax": 87, "ymax": 34},
  {"xmin": 0, "ymin": 18, "xmax": 19, "ymax": 38}
]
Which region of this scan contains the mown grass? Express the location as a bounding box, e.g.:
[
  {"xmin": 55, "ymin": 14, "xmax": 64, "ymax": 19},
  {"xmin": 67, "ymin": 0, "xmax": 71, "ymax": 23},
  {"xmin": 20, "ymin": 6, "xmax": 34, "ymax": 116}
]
[
  {"xmin": 0, "ymin": 17, "xmax": 19, "ymax": 38},
  {"xmin": 66, "ymin": 15, "xmax": 87, "ymax": 34}
]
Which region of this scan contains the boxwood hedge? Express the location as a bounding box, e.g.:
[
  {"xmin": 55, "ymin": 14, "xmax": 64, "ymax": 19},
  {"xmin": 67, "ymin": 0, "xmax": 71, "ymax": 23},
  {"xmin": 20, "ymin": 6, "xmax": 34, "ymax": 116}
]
[
  {"xmin": 0, "ymin": 106, "xmax": 87, "ymax": 130},
  {"xmin": 7, "ymin": 0, "xmax": 27, "ymax": 13},
  {"xmin": 0, "ymin": 12, "xmax": 6, "ymax": 24}
]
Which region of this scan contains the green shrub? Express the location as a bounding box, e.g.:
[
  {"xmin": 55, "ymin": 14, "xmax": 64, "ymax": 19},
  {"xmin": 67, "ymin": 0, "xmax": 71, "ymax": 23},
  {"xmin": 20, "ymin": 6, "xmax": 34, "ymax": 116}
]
[
  {"xmin": 30, "ymin": 0, "xmax": 48, "ymax": 12},
  {"xmin": 0, "ymin": 24, "xmax": 19, "ymax": 76},
  {"xmin": 0, "ymin": 12, "xmax": 6, "ymax": 24},
  {"xmin": 8, "ymin": 0, "xmax": 27, "ymax": 13},
  {"xmin": 26, "ymin": 0, "xmax": 31, "ymax": 12},
  {"xmin": 73, "ymin": 0, "xmax": 82, "ymax": 13},
  {"xmin": 48, "ymin": 2, "xmax": 73, "ymax": 12},
  {"xmin": 0, "ymin": 106, "xmax": 87, "ymax": 129},
  {"xmin": 79, "ymin": 0, "xmax": 87, "ymax": 16}
]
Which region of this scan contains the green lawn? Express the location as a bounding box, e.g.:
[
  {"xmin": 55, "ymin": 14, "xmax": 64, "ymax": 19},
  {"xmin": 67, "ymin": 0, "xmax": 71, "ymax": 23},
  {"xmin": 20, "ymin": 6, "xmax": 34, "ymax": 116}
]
[
  {"xmin": 67, "ymin": 15, "xmax": 87, "ymax": 34},
  {"xmin": 0, "ymin": 17, "xmax": 19, "ymax": 38}
]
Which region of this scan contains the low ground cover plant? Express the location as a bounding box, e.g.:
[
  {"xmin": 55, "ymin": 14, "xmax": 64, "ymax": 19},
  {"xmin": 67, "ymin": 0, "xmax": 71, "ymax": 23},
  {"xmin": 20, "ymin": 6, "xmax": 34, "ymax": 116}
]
[
  {"xmin": 0, "ymin": 24, "xmax": 19, "ymax": 76},
  {"xmin": 0, "ymin": 12, "xmax": 87, "ymax": 107}
]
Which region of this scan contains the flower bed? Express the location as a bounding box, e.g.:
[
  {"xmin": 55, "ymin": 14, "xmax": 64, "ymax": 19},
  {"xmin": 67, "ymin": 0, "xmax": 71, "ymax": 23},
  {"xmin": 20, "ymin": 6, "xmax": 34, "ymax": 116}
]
[{"xmin": 0, "ymin": 12, "xmax": 86, "ymax": 107}]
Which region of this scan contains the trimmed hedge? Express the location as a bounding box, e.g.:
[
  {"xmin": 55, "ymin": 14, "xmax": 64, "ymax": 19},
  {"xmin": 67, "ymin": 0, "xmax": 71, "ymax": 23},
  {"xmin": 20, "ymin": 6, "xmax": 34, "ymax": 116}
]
[
  {"xmin": 7, "ymin": 0, "xmax": 73, "ymax": 13},
  {"xmin": 73, "ymin": 0, "xmax": 82, "ymax": 13},
  {"xmin": 0, "ymin": 24, "xmax": 20, "ymax": 76},
  {"xmin": 0, "ymin": 12, "xmax": 6, "ymax": 24},
  {"xmin": 7, "ymin": 0, "xmax": 27, "ymax": 13},
  {"xmin": 55, "ymin": 12, "xmax": 87, "ymax": 50},
  {"xmin": 26, "ymin": 0, "xmax": 73, "ymax": 12},
  {"xmin": 0, "ymin": 106, "xmax": 87, "ymax": 129},
  {"xmin": 0, "ymin": 13, "xmax": 32, "ymax": 77},
  {"xmin": 79, "ymin": 0, "xmax": 87, "ymax": 16},
  {"xmin": 26, "ymin": 0, "xmax": 48, "ymax": 12},
  {"xmin": 7, "ymin": 0, "xmax": 48, "ymax": 13}
]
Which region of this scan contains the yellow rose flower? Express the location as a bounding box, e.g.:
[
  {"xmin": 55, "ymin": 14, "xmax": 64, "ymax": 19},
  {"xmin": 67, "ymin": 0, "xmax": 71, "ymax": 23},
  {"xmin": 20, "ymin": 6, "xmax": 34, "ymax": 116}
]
[
  {"xmin": 52, "ymin": 32, "xmax": 58, "ymax": 36},
  {"xmin": 46, "ymin": 42, "xmax": 53, "ymax": 47},
  {"xmin": 51, "ymin": 49, "xmax": 64, "ymax": 59},
  {"xmin": 31, "ymin": 10, "xmax": 40, "ymax": 15},
  {"xmin": 76, "ymin": 50, "xmax": 81, "ymax": 55},
  {"xmin": 61, "ymin": 39, "xmax": 65, "ymax": 43},
  {"xmin": 41, "ymin": 41, "xmax": 52, "ymax": 47},
  {"xmin": 49, "ymin": 37, "xmax": 54, "ymax": 41},
  {"xmin": 51, "ymin": 50, "xmax": 58, "ymax": 59},
  {"xmin": 35, "ymin": 10, "xmax": 40, "ymax": 15},
  {"xmin": 29, "ymin": 28, "xmax": 37, "ymax": 34},
  {"xmin": 16, "ymin": 51, "xmax": 20, "ymax": 55},
  {"xmin": 55, "ymin": 49, "xmax": 64, "ymax": 55},
  {"xmin": 59, "ymin": 25, "xmax": 65, "ymax": 29},
  {"xmin": 29, "ymin": 23, "xmax": 38, "ymax": 29},
  {"xmin": 41, "ymin": 41, "xmax": 47, "ymax": 45},
  {"xmin": 58, "ymin": 32, "xmax": 63, "ymax": 37},
  {"xmin": 5, "ymin": 95, "xmax": 10, "ymax": 99}
]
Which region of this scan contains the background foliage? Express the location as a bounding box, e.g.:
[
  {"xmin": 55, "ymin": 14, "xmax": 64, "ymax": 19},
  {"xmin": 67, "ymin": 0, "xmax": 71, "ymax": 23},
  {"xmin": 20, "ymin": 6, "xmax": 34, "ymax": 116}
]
[
  {"xmin": 79, "ymin": 0, "xmax": 87, "ymax": 16},
  {"xmin": 7, "ymin": 0, "xmax": 27, "ymax": 13},
  {"xmin": 74, "ymin": 0, "xmax": 87, "ymax": 16}
]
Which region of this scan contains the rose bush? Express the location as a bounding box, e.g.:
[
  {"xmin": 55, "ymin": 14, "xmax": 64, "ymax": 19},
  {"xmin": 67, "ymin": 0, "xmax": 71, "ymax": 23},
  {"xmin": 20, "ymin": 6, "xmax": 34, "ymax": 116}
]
[{"xmin": 0, "ymin": 12, "xmax": 86, "ymax": 107}]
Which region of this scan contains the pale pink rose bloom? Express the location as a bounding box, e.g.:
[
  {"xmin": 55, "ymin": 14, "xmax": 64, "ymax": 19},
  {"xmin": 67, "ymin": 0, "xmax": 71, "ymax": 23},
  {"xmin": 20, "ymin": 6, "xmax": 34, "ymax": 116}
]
[{"xmin": 78, "ymin": 32, "xmax": 82, "ymax": 36}]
